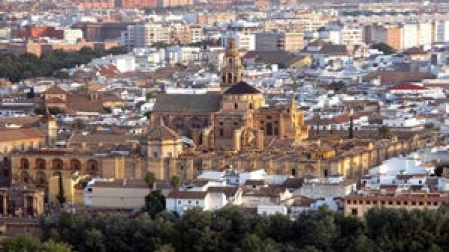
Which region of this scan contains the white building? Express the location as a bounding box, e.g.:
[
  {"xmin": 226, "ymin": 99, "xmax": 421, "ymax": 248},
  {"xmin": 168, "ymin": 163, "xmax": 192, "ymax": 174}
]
[
  {"xmin": 434, "ymin": 20, "xmax": 449, "ymax": 43},
  {"xmin": 62, "ymin": 28, "xmax": 83, "ymax": 44},
  {"xmin": 221, "ymin": 32, "xmax": 256, "ymax": 51},
  {"xmin": 90, "ymin": 55, "xmax": 136, "ymax": 73},
  {"xmin": 402, "ymin": 22, "xmax": 419, "ymax": 49},
  {"xmin": 121, "ymin": 23, "xmax": 170, "ymax": 49},
  {"xmin": 84, "ymin": 179, "xmax": 150, "ymax": 209}
]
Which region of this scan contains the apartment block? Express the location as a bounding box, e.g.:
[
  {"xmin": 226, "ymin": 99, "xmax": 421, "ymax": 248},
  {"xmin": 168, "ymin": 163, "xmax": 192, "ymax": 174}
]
[
  {"xmin": 157, "ymin": 0, "xmax": 193, "ymax": 8},
  {"xmin": 367, "ymin": 24, "xmax": 403, "ymax": 50},
  {"xmin": 222, "ymin": 33, "xmax": 255, "ymax": 51},
  {"xmin": 433, "ymin": 20, "xmax": 449, "ymax": 44},
  {"xmin": 255, "ymin": 32, "xmax": 304, "ymax": 52},
  {"xmin": 120, "ymin": 0, "xmax": 157, "ymax": 8},
  {"xmin": 121, "ymin": 23, "xmax": 205, "ymax": 49}
]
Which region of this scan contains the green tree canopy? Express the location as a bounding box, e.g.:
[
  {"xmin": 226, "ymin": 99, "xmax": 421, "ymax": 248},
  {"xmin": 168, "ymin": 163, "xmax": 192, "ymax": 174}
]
[{"xmin": 371, "ymin": 42, "xmax": 396, "ymax": 55}]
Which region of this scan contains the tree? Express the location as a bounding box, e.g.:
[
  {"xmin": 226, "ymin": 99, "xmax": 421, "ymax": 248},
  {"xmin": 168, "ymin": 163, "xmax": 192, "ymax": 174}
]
[
  {"xmin": 53, "ymin": 71, "xmax": 70, "ymax": 79},
  {"xmin": 145, "ymin": 190, "xmax": 166, "ymax": 219},
  {"xmin": 40, "ymin": 240, "xmax": 73, "ymax": 252},
  {"xmin": 27, "ymin": 87, "xmax": 35, "ymax": 99},
  {"xmin": 144, "ymin": 171, "xmax": 156, "ymax": 188},
  {"xmin": 146, "ymin": 91, "xmax": 161, "ymax": 100},
  {"xmin": 328, "ymin": 81, "xmax": 346, "ymax": 92},
  {"xmin": 48, "ymin": 107, "xmax": 64, "ymax": 115},
  {"xmin": 378, "ymin": 126, "xmax": 390, "ymax": 139},
  {"xmin": 154, "ymin": 244, "xmax": 175, "ymax": 252},
  {"xmin": 83, "ymin": 228, "xmax": 106, "ymax": 252},
  {"xmin": 72, "ymin": 118, "xmax": 86, "ymax": 132},
  {"xmin": 56, "ymin": 173, "xmax": 66, "ymax": 205},
  {"xmin": 170, "ymin": 175, "xmax": 181, "ymax": 190},
  {"xmin": 4, "ymin": 235, "xmax": 41, "ymax": 252},
  {"xmin": 371, "ymin": 42, "xmax": 396, "ymax": 55},
  {"xmin": 35, "ymin": 106, "xmax": 45, "ymax": 115}
]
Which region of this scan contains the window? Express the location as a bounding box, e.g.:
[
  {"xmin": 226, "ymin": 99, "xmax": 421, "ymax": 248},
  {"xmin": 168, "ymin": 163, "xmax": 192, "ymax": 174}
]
[
  {"xmin": 249, "ymin": 103, "xmax": 253, "ymax": 109},
  {"xmin": 178, "ymin": 200, "xmax": 181, "ymax": 204},
  {"xmin": 351, "ymin": 208, "xmax": 358, "ymax": 216},
  {"xmin": 234, "ymin": 103, "xmax": 238, "ymax": 109},
  {"xmin": 291, "ymin": 169, "xmax": 296, "ymax": 176},
  {"xmin": 153, "ymin": 152, "xmax": 158, "ymax": 158},
  {"xmin": 219, "ymin": 128, "xmax": 224, "ymax": 137},
  {"xmin": 188, "ymin": 200, "xmax": 191, "ymax": 204}
]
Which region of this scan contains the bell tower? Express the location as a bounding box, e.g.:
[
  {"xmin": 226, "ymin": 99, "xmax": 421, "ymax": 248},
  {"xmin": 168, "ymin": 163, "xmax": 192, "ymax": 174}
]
[
  {"xmin": 220, "ymin": 37, "xmax": 244, "ymax": 92},
  {"xmin": 40, "ymin": 108, "xmax": 58, "ymax": 147}
]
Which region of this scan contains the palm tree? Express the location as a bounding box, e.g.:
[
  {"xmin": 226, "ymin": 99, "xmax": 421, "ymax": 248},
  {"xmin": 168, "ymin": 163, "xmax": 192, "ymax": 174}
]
[
  {"xmin": 144, "ymin": 172, "xmax": 156, "ymax": 189},
  {"xmin": 170, "ymin": 175, "xmax": 181, "ymax": 191}
]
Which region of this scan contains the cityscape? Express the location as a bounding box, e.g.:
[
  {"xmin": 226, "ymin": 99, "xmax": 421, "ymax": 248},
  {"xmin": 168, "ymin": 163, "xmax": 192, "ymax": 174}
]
[{"xmin": 1, "ymin": 0, "xmax": 449, "ymax": 251}]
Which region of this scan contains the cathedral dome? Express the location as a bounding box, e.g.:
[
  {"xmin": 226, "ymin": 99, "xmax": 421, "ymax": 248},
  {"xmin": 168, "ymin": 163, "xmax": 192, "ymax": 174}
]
[
  {"xmin": 224, "ymin": 82, "xmax": 261, "ymax": 95},
  {"xmin": 147, "ymin": 119, "xmax": 180, "ymax": 141}
]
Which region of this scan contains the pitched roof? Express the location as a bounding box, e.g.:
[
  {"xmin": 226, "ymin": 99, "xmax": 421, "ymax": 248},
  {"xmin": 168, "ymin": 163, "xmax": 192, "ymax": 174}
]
[
  {"xmin": 0, "ymin": 128, "xmax": 44, "ymax": 142},
  {"xmin": 167, "ymin": 190, "xmax": 208, "ymax": 199},
  {"xmin": 45, "ymin": 85, "xmax": 68, "ymax": 95},
  {"xmin": 224, "ymin": 82, "xmax": 261, "ymax": 95},
  {"xmin": 243, "ymin": 51, "xmax": 309, "ymax": 68},
  {"xmin": 207, "ymin": 187, "xmax": 239, "ymax": 197},
  {"xmin": 389, "ymin": 83, "xmax": 428, "ymax": 91},
  {"xmin": 319, "ymin": 44, "xmax": 349, "ymax": 55},
  {"xmin": 153, "ymin": 93, "xmax": 222, "ymax": 112},
  {"xmin": 92, "ymin": 179, "xmax": 148, "ymax": 189},
  {"xmin": 147, "ymin": 119, "xmax": 179, "ymax": 141},
  {"xmin": 66, "ymin": 94, "xmax": 103, "ymax": 113},
  {"xmin": 69, "ymin": 133, "xmax": 136, "ymax": 144},
  {"xmin": 363, "ymin": 71, "xmax": 436, "ymax": 85}
]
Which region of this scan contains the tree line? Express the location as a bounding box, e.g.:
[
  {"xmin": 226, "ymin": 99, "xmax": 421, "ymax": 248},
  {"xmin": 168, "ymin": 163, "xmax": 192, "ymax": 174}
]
[
  {"xmin": 5, "ymin": 206, "xmax": 449, "ymax": 252},
  {"xmin": 0, "ymin": 47, "xmax": 127, "ymax": 82}
]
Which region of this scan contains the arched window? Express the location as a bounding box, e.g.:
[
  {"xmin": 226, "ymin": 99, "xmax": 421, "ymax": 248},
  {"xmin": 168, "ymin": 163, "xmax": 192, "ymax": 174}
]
[
  {"xmin": 21, "ymin": 171, "xmax": 30, "ymax": 183},
  {"xmin": 227, "ymin": 73, "xmax": 233, "ymax": 83},
  {"xmin": 70, "ymin": 159, "xmax": 81, "ymax": 170},
  {"xmin": 36, "ymin": 171, "xmax": 46, "ymax": 185},
  {"xmin": 20, "ymin": 158, "xmax": 30, "ymax": 169},
  {"xmin": 266, "ymin": 123, "xmax": 273, "ymax": 136},
  {"xmin": 87, "ymin": 160, "xmax": 99, "ymax": 171},
  {"xmin": 234, "ymin": 103, "xmax": 238, "ymax": 110},
  {"xmin": 36, "ymin": 158, "xmax": 46, "ymax": 170},
  {"xmin": 52, "ymin": 159, "xmax": 63, "ymax": 170}
]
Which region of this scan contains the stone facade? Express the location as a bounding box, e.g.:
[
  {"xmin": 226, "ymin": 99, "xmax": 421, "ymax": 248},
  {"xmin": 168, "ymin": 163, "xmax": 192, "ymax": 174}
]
[
  {"xmin": 0, "ymin": 185, "xmax": 44, "ymax": 217},
  {"xmin": 150, "ymin": 38, "xmax": 309, "ymax": 153}
]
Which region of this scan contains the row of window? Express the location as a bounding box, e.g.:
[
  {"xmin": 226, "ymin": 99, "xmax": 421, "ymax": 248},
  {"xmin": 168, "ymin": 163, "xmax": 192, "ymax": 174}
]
[
  {"xmin": 346, "ymin": 199, "xmax": 440, "ymax": 206},
  {"xmin": 178, "ymin": 200, "xmax": 200, "ymax": 205}
]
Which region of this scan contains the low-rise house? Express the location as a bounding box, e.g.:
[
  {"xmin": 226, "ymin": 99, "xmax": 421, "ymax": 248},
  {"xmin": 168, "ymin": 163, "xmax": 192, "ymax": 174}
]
[
  {"xmin": 345, "ymin": 190, "xmax": 449, "ymax": 219},
  {"xmin": 84, "ymin": 179, "xmax": 150, "ymax": 209}
]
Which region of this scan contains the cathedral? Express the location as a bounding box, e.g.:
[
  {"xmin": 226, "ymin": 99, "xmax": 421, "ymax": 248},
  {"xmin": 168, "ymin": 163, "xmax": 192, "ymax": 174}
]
[{"xmin": 150, "ymin": 38, "xmax": 309, "ymax": 153}]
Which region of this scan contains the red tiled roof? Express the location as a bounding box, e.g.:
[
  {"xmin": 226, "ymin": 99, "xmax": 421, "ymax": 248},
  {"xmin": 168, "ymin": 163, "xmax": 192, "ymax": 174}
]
[{"xmin": 389, "ymin": 83, "xmax": 428, "ymax": 91}]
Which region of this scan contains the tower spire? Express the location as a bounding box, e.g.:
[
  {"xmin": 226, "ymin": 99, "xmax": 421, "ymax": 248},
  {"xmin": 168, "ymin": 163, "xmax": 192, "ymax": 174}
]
[{"xmin": 219, "ymin": 35, "xmax": 244, "ymax": 92}]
